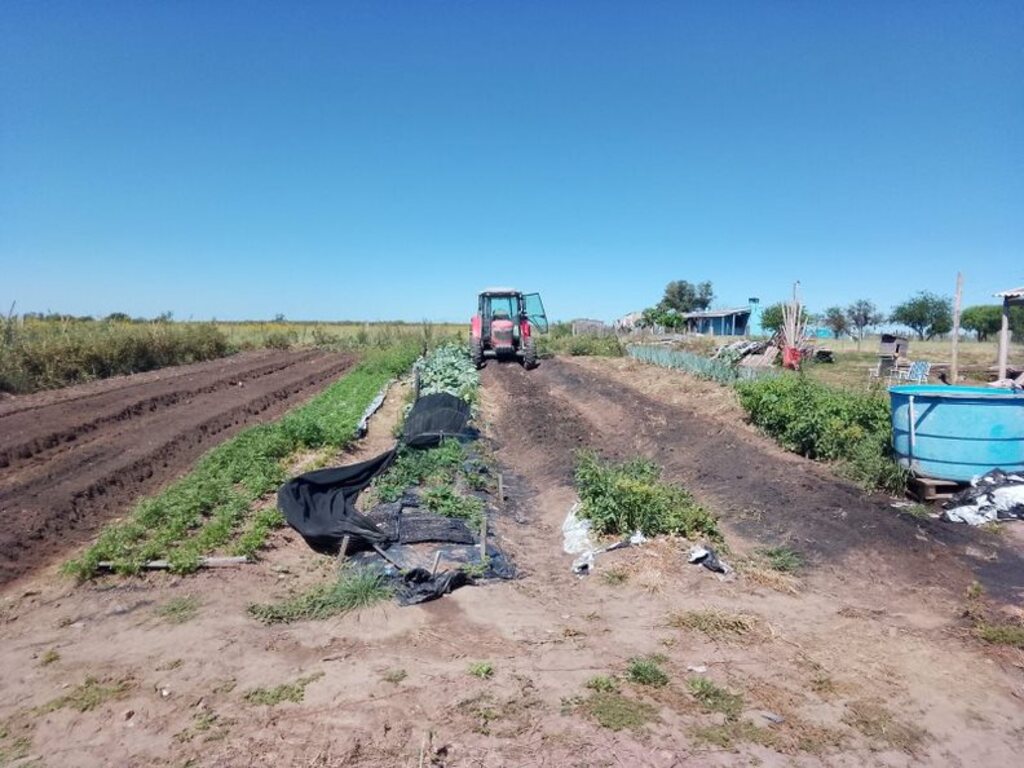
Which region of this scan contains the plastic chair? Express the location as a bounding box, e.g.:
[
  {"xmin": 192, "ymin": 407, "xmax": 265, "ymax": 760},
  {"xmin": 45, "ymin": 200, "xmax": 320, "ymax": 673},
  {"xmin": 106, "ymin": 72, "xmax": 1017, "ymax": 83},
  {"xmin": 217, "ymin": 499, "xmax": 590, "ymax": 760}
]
[{"xmin": 898, "ymin": 360, "xmax": 930, "ymax": 384}]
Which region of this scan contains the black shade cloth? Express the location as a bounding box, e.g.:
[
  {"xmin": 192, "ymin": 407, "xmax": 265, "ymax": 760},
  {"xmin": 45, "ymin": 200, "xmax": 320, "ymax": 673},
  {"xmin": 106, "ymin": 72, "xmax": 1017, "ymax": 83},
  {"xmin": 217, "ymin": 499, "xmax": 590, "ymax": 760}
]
[
  {"xmin": 278, "ymin": 450, "xmax": 397, "ymax": 555},
  {"xmin": 402, "ymin": 392, "xmax": 473, "ymax": 448}
]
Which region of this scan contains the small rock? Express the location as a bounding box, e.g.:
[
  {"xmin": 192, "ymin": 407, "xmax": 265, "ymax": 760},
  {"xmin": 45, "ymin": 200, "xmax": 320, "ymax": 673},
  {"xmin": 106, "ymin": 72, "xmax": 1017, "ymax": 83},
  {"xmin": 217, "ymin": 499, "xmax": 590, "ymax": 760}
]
[
  {"xmin": 762, "ymin": 711, "xmax": 785, "ymax": 725},
  {"xmin": 271, "ymin": 565, "xmax": 291, "ymax": 574},
  {"xmin": 123, "ymin": 709, "xmax": 135, "ymax": 721},
  {"xmin": 160, "ymin": 688, "xmax": 171, "ymax": 698},
  {"xmin": 686, "ymin": 665, "xmax": 708, "ymax": 674}
]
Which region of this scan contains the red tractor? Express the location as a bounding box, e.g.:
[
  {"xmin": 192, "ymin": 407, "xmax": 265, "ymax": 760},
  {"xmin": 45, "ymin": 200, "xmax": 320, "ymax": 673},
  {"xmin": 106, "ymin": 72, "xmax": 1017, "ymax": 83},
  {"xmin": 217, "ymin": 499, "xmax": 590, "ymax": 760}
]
[{"xmin": 470, "ymin": 288, "xmax": 548, "ymax": 369}]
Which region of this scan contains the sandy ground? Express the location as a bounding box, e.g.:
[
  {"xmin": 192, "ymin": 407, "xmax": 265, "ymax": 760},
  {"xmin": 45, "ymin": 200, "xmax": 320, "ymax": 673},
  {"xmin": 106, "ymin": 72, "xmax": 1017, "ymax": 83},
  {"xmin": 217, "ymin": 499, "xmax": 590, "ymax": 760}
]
[{"xmin": 1, "ymin": 357, "xmax": 1023, "ymax": 767}]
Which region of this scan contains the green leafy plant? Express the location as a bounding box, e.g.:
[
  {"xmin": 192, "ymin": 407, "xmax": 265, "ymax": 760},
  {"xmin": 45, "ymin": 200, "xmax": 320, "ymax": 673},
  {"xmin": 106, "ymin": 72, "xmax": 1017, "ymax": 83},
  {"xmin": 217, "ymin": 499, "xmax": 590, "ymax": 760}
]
[
  {"xmin": 586, "ymin": 675, "xmax": 620, "ymax": 693},
  {"xmin": 468, "ymin": 661, "xmax": 494, "ymax": 680},
  {"xmin": 625, "ymin": 656, "xmax": 669, "ymax": 687},
  {"xmin": 757, "ymin": 546, "xmax": 804, "ymax": 573},
  {"xmin": 575, "ymin": 452, "xmax": 719, "ymax": 539},
  {"xmin": 736, "ymin": 375, "xmax": 907, "ymax": 493}
]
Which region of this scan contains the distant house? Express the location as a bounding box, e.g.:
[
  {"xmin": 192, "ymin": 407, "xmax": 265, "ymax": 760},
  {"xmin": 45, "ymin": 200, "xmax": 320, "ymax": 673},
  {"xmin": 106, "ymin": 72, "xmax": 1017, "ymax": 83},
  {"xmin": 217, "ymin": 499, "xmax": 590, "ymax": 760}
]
[{"xmin": 684, "ymin": 299, "xmax": 762, "ymax": 336}]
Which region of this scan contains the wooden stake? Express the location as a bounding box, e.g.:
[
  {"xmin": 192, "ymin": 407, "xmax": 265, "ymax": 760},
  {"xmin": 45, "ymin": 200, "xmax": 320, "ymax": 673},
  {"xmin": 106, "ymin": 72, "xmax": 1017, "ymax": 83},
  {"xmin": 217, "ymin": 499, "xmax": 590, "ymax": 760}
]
[
  {"xmin": 479, "ymin": 516, "xmax": 487, "ymax": 561},
  {"xmin": 496, "ymin": 473, "xmax": 504, "ymax": 506},
  {"xmin": 96, "ymin": 556, "xmax": 249, "ymax": 571},
  {"xmin": 998, "ymin": 300, "xmax": 1010, "ymax": 380},
  {"xmin": 337, "ymin": 535, "xmax": 351, "ymax": 569},
  {"xmin": 371, "ymin": 544, "xmax": 405, "ymax": 572},
  {"xmin": 951, "ymin": 272, "xmax": 963, "ymax": 383},
  {"xmin": 430, "ymin": 550, "xmax": 442, "ymax": 578}
]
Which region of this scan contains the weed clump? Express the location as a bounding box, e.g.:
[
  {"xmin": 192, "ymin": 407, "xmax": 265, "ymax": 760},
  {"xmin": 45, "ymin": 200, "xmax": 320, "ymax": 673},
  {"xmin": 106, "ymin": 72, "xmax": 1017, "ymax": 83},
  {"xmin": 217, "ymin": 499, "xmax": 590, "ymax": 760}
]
[
  {"xmin": 756, "ymin": 546, "xmax": 804, "ymax": 573},
  {"xmin": 687, "ymin": 676, "xmax": 744, "ymax": 719},
  {"xmin": 155, "ymin": 595, "xmax": 200, "ymax": 624},
  {"xmin": 467, "ymin": 662, "xmax": 494, "ymax": 680},
  {"xmin": 243, "ymin": 672, "xmax": 324, "ymax": 706},
  {"xmin": 574, "ymin": 452, "xmax": 719, "ymax": 539},
  {"xmin": 586, "ymin": 675, "xmax": 620, "ymax": 693},
  {"xmin": 626, "ymin": 655, "xmax": 669, "ymax": 688},
  {"xmin": 248, "ymin": 568, "xmax": 392, "ymax": 624},
  {"xmin": 37, "ymin": 677, "xmax": 133, "ymax": 714},
  {"xmin": 579, "ymin": 692, "xmax": 657, "ymax": 731}
]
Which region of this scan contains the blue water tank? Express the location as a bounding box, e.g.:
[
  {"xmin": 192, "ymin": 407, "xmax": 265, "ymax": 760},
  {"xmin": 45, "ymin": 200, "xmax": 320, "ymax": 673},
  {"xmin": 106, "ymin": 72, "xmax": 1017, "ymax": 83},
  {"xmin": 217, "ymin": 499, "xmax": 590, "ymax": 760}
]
[{"xmin": 889, "ymin": 385, "xmax": 1024, "ymax": 482}]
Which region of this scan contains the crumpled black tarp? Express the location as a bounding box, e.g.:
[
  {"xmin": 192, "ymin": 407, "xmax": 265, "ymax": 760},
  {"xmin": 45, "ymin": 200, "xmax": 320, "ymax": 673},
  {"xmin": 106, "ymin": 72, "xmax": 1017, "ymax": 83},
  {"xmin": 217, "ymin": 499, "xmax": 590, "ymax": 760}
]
[
  {"xmin": 394, "ymin": 567, "xmax": 472, "ymax": 606},
  {"xmin": 277, "ymin": 450, "xmax": 397, "ymax": 555}
]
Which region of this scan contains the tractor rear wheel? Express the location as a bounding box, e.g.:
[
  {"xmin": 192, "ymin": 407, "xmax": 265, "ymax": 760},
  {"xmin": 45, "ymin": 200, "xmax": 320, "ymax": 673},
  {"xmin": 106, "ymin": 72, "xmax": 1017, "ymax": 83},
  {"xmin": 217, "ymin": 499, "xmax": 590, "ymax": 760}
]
[
  {"xmin": 471, "ymin": 339, "xmax": 484, "ymax": 369},
  {"xmin": 522, "ymin": 335, "xmax": 538, "ymax": 369}
]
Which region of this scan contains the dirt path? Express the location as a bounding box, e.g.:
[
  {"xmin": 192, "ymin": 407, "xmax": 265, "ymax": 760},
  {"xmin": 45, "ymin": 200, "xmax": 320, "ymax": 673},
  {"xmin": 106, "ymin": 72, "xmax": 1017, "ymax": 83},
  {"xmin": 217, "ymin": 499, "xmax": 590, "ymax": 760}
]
[
  {"xmin": 0, "ymin": 357, "xmax": 1022, "ymax": 767},
  {"xmin": 0, "ymin": 349, "xmax": 356, "ymax": 585}
]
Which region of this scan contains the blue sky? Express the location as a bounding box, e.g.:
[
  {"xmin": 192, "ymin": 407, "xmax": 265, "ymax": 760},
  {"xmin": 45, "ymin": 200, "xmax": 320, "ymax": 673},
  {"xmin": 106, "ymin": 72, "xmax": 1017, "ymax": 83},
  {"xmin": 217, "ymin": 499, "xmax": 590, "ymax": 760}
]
[{"xmin": 1, "ymin": 1, "xmax": 1021, "ymax": 323}]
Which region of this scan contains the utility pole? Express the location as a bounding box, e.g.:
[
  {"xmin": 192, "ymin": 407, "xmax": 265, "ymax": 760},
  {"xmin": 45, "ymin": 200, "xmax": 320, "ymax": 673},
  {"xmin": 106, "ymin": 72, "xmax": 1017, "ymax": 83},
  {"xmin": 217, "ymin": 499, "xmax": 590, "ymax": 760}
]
[{"xmin": 950, "ymin": 272, "xmax": 963, "ymax": 383}]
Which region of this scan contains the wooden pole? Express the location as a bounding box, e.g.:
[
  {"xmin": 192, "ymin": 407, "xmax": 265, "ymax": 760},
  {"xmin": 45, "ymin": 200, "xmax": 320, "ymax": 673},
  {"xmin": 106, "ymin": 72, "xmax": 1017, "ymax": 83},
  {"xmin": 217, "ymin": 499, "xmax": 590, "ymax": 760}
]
[
  {"xmin": 337, "ymin": 535, "xmax": 351, "ymax": 569},
  {"xmin": 950, "ymin": 272, "xmax": 963, "ymax": 383},
  {"xmin": 998, "ymin": 300, "xmax": 1010, "ymax": 380},
  {"xmin": 478, "ymin": 516, "xmax": 487, "ymax": 562}
]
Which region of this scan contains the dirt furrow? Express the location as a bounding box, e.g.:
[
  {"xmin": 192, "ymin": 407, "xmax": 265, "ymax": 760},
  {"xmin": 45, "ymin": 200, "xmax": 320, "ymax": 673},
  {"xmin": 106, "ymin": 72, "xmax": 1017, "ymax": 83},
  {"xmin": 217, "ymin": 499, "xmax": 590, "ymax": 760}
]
[
  {"xmin": 0, "ymin": 351, "xmax": 356, "ymax": 585},
  {"xmin": 0, "ymin": 350, "xmax": 324, "ymax": 472}
]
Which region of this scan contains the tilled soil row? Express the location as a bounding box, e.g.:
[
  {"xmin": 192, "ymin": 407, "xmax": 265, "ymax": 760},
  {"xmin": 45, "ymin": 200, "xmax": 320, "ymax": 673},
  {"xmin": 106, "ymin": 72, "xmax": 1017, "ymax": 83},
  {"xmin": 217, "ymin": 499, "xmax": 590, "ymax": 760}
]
[
  {"xmin": 0, "ymin": 350, "xmax": 356, "ymax": 587},
  {"xmin": 485, "ymin": 357, "xmax": 1024, "ymax": 603}
]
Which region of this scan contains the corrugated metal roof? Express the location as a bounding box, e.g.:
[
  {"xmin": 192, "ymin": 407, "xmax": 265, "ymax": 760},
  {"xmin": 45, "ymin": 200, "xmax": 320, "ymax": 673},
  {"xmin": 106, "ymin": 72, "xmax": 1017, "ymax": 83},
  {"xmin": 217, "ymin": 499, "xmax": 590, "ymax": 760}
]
[
  {"xmin": 995, "ymin": 286, "xmax": 1024, "ymax": 299},
  {"xmin": 683, "ymin": 307, "xmax": 751, "ymax": 319}
]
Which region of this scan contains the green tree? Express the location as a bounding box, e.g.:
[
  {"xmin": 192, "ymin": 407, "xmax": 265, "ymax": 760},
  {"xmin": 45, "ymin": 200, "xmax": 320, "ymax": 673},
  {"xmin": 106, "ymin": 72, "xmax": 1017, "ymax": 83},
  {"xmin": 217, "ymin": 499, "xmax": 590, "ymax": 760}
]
[
  {"xmin": 845, "ymin": 299, "xmax": 884, "ymax": 347},
  {"xmin": 890, "ymin": 292, "xmax": 952, "ymax": 340},
  {"xmin": 639, "ymin": 306, "xmax": 684, "ymax": 330},
  {"xmin": 822, "ymin": 306, "xmax": 849, "ymax": 339},
  {"xmin": 658, "ymin": 280, "xmax": 714, "ymax": 314},
  {"xmin": 960, "ymin": 305, "xmax": 1003, "ymax": 341}
]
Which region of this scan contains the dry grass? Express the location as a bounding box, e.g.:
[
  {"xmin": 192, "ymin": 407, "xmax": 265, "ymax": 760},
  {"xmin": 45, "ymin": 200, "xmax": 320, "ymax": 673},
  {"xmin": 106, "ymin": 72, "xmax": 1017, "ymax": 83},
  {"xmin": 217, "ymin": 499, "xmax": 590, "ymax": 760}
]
[
  {"xmin": 842, "ymin": 700, "xmax": 928, "ymax": 752},
  {"xmin": 667, "ymin": 608, "xmax": 763, "ymax": 642},
  {"xmin": 741, "ymin": 563, "xmax": 801, "ymax": 594}
]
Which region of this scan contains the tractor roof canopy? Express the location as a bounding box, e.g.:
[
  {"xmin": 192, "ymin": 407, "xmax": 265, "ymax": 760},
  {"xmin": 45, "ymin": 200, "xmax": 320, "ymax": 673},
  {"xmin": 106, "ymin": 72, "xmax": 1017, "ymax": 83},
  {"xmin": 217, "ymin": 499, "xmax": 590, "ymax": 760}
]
[{"xmin": 480, "ymin": 287, "xmax": 520, "ymax": 296}]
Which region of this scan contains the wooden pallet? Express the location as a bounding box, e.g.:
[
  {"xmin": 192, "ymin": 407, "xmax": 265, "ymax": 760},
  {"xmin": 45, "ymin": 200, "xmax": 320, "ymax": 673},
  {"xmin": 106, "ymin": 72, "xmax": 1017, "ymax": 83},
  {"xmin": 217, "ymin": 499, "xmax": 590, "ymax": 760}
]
[{"xmin": 907, "ymin": 475, "xmax": 965, "ymax": 502}]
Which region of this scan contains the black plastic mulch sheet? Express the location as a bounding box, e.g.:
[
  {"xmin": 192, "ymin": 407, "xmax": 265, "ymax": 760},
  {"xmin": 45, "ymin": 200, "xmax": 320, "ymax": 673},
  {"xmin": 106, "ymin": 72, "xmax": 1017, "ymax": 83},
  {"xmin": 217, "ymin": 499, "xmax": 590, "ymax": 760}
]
[{"xmin": 278, "ymin": 391, "xmax": 477, "ymax": 556}]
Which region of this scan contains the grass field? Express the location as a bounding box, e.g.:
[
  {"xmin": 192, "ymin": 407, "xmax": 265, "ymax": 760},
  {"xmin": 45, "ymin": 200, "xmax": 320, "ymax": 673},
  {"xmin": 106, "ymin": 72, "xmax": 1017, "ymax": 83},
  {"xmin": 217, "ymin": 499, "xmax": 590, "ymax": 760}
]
[{"xmin": 0, "ymin": 316, "xmax": 464, "ymax": 394}]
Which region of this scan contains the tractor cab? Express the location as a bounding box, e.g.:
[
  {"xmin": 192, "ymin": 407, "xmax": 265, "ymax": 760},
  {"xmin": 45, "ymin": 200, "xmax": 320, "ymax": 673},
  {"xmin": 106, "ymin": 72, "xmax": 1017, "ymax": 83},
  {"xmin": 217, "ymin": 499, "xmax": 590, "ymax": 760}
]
[{"xmin": 470, "ymin": 288, "xmax": 547, "ymax": 369}]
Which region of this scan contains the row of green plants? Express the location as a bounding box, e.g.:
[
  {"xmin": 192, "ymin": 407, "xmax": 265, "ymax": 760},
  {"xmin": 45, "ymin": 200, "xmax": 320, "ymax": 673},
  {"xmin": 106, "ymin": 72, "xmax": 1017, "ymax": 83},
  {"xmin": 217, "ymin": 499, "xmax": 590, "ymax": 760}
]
[
  {"xmin": 65, "ymin": 344, "xmax": 421, "ymax": 578},
  {"xmin": 736, "ymin": 375, "xmax": 908, "ymax": 493},
  {"xmin": 575, "ymin": 451, "xmax": 720, "ymax": 540},
  {"xmin": 413, "ymin": 342, "xmax": 481, "ymax": 402},
  {"xmin": 0, "ymin": 318, "xmax": 231, "ymax": 394}
]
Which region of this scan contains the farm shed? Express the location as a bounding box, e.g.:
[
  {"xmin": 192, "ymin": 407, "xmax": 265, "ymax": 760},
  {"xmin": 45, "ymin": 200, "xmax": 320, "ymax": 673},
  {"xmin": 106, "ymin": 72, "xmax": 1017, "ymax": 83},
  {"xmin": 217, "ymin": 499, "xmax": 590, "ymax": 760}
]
[
  {"xmin": 684, "ymin": 306, "xmax": 753, "ymax": 336},
  {"xmin": 995, "ymin": 285, "xmax": 1024, "ymax": 380}
]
